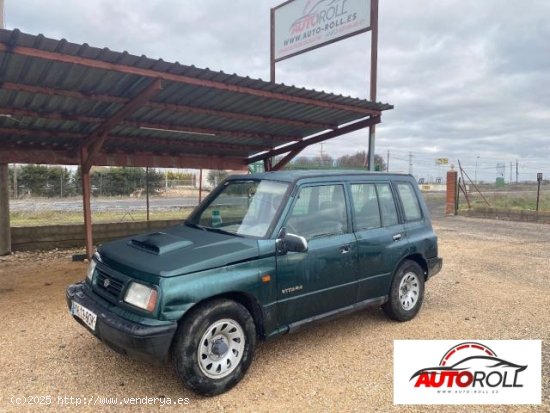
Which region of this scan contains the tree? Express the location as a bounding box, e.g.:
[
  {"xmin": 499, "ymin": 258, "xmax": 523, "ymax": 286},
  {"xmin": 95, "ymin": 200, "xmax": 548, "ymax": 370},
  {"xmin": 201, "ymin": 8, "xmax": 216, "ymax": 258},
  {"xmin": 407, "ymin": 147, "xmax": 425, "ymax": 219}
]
[
  {"xmin": 74, "ymin": 167, "xmax": 164, "ymax": 196},
  {"xmin": 207, "ymin": 170, "xmax": 229, "ymax": 187},
  {"xmin": 8, "ymin": 165, "xmax": 14, "ymax": 196},
  {"xmin": 335, "ymin": 151, "xmax": 386, "ymax": 171},
  {"xmin": 165, "ymin": 170, "xmax": 195, "ymax": 188},
  {"xmin": 287, "ymin": 154, "xmax": 334, "ymax": 169},
  {"xmin": 18, "ymin": 164, "xmax": 74, "ymax": 197}
]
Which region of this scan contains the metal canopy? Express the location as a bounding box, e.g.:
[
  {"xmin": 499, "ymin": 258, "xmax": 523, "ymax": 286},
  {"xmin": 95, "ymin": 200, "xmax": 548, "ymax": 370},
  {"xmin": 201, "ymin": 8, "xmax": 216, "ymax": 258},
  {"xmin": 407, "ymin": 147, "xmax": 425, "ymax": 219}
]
[
  {"xmin": 0, "ymin": 28, "xmax": 392, "ymax": 258},
  {"xmin": 0, "ymin": 29, "xmax": 392, "ymax": 170}
]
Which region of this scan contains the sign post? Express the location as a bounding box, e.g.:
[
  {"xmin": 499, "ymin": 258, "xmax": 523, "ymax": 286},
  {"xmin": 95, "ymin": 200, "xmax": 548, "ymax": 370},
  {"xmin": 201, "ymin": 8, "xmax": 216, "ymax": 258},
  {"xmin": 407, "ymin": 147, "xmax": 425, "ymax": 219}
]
[
  {"xmin": 367, "ymin": 0, "xmax": 378, "ymax": 172},
  {"xmin": 270, "ymin": 0, "xmax": 379, "ymax": 170}
]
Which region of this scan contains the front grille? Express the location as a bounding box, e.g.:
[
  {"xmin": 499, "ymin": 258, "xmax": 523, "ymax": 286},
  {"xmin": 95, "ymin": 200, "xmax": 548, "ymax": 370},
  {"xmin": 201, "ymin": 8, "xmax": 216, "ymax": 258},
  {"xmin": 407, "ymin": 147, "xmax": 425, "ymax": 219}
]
[{"xmin": 96, "ymin": 270, "xmax": 124, "ymax": 298}]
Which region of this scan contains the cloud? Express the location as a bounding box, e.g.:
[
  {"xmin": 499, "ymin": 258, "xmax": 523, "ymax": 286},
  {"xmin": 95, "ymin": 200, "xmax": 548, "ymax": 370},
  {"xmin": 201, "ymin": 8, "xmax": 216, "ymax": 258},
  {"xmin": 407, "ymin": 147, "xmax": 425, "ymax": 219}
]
[{"xmin": 5, "ymin": 0, "xmax": 550, "ymax": 180}]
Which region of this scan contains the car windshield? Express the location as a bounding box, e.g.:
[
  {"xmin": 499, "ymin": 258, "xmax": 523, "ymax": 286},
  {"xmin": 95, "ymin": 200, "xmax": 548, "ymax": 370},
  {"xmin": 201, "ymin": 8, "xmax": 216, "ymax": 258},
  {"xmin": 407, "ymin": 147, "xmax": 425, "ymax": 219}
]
[{"xmin": 189, "ymin": 179, "xmax": 289, "ymax": 238}]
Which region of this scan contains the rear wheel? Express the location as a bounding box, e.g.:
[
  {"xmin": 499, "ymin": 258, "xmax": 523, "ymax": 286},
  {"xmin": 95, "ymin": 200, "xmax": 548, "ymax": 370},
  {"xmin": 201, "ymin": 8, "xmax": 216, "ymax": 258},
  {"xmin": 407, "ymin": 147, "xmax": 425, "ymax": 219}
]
[
  {"xmin": 172, "ymin": 299, "xmax": 256, "ymax": 396},
  {"xmin": 383, "ymin": 260, "xmax": 425, "ymax": 321}
]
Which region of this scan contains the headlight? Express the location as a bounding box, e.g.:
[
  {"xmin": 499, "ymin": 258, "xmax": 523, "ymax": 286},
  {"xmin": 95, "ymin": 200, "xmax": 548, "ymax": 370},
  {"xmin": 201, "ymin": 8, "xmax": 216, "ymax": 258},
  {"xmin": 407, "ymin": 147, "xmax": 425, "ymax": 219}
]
[
  {"xmin": 124, "ymin": 282, "xmax": 158, "ymax": 312},
  {"xmin": 86, "ymin": 257, "xmax": 98, "ymax": 281}
]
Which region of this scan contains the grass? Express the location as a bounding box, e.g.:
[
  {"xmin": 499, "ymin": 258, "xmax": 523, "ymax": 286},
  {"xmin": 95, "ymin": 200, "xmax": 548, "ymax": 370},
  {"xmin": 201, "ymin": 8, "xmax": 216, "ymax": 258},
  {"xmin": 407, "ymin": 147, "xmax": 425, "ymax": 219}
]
[
  {"xmin": 9, "ymin": 186, "xmax": 549, "ymax": 226},
  {"xmin": 10, "ymin": 208, "xmax": 194, "ymax": 226},
  {"xmin": 460, "ymin": 192, "xmax": 550, "ymax": 211}
]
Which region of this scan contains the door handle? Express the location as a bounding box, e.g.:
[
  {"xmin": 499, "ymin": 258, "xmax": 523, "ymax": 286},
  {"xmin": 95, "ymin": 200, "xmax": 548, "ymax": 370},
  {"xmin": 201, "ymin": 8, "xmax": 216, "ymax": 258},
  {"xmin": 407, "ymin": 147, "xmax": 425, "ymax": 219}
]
[
  {"xmin": 392, "ymin": 233, "xmax": 402, "ymax": 241},
  {"xmin": 339, "ymin": 245, "xmax": 351, "ymax": 254}
]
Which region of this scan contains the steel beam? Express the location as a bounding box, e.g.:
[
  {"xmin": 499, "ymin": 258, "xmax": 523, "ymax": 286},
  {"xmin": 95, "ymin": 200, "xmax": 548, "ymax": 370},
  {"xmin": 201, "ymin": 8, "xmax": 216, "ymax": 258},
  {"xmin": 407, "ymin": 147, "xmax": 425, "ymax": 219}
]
[
  {"xmin": 271, "ymin": 149, "xmax": 302, "ymax": 171},
  {"xmin": 270, "ymin": 8, "xmax": 276, "ymax": 82},
  {"xmin": 122, "ymin": 120, "xmax": 291, "ymax": 143},
  {"xmin": 79, "ymin": 147, "xmax": 93, "ymax": 259},
  {"xmin": 0, "ymin": 148, "xmax": 246, "ymax": 170},
  {"xmin": 0, "ymin": 164, "xmax": 11, "ymax": 255},
  {"xmin": 263, "ymin": 157, "xmax": 273, "ymax": 172},
  {"xmin": 0, "ymin": 107, "xmax": 298, "ymax": 145},
  {"xmin": 247, "ymin": 116, "xmax": 381, "ymax": 164},
  {"xmin": 81, "ymin": 78, "xmax": 163, "ymax": 171},
  {"xmin": 147, "ymin": 102, "xmax": 331, "ymax": 129},
  {"xmin": 1, "ymin": 82, "xmax": 126, "ymax": 103},
  {"xmin": 0, "ymin": 127, "xmax": 268, "ymax": 154},
  {"xmin": 0, "ymin": 82, "xmax": 333, "ymax": 129}
]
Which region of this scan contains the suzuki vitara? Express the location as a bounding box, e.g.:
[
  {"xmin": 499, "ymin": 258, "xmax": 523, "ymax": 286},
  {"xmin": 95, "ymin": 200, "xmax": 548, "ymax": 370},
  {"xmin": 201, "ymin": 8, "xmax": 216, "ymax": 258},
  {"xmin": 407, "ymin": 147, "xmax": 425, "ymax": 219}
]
[{"xmin": 67, "ymin": 170, "xmax": 442, "ymax": 395}]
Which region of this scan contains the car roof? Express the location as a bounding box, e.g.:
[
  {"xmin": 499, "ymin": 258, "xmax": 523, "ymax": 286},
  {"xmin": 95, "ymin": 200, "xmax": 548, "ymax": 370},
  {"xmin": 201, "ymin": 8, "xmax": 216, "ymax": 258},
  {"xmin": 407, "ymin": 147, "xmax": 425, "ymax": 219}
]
[{"xmin": 227, "ymin": 169, "xmax": 413, "ymax": 184}]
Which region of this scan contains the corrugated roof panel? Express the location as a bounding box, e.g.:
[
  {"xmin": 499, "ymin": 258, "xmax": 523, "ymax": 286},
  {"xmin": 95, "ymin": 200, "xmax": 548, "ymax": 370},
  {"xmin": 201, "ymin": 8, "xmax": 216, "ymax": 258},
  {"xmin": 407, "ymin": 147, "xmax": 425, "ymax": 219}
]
[{"xmin": 0, "ymin": 28, "xmax": 391, "ymax": 166}]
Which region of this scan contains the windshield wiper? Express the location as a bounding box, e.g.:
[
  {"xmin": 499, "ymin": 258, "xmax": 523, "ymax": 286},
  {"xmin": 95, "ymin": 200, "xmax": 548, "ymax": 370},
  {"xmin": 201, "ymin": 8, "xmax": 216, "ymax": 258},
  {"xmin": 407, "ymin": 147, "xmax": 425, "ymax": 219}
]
[{"xmin": 203, "ymin": 227, "xmax": 243, "ymax": 237}]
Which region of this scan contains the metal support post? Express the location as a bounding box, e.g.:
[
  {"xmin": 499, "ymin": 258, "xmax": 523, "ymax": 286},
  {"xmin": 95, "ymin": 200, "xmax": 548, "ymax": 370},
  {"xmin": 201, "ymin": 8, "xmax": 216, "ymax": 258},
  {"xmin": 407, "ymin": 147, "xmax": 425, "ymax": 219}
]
[
  {"xmin": 0, "ymin": 163, "xmax": 11, "ymax": 255},
  {"xmin": 367, "ymin": 0, "xmax": 379, "ymax": 171}
]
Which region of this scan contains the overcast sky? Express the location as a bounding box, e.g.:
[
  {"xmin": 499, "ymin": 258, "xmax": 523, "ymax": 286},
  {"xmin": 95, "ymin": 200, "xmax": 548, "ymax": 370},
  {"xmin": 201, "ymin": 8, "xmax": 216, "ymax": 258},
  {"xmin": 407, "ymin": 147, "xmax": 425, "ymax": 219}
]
[{"xmin": 5, "ymin": 0, "xmax": 550, "ymax": 181}]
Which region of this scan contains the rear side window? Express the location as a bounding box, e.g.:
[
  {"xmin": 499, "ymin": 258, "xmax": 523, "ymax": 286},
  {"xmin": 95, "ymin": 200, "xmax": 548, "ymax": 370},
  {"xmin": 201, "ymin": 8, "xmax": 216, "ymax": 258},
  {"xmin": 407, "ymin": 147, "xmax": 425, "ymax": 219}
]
[
  {"xmin": 397, "ymin": 182, "xmax": 422, "ymax": 221},
  {"xmin": 376, "ymin": 184, "xmax": 399, "ymax": 227},
  {"xmin": 350, "ymin": 183, "xmax": 381, "ymax": 230}
]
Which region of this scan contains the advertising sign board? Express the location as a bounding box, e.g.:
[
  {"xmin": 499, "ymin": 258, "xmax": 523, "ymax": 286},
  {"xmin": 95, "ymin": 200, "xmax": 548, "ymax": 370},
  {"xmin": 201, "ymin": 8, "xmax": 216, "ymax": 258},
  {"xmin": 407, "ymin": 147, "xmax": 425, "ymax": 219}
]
[{"xmin": 273, "ymin": 0, "xmax": 371, "ymax": 61}]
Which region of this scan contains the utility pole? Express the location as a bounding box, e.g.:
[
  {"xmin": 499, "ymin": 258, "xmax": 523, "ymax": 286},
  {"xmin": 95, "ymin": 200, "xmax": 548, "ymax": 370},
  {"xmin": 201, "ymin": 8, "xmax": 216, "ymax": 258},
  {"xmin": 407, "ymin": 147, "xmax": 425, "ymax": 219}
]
[
  {"xmin": 475, "ymin": 156, "xmax": 480, "ymax": 184},
  {"xmin": 516, "ymin": 160, "xmax": 519, "ymax": 184},
  {"xmin": 408, "ymin": 152, "xmax": 413, "ymax": 175},
  {"xmin": 386, "ymin": 150, "xmax": 390, "ymax": 172},
  {"xmin": 510, "ymin": 162, "xmax": 513, "ymax": 183},
  {"xmin": 145, "ymin": 167, "xmax": 150, "ymax": 223}
]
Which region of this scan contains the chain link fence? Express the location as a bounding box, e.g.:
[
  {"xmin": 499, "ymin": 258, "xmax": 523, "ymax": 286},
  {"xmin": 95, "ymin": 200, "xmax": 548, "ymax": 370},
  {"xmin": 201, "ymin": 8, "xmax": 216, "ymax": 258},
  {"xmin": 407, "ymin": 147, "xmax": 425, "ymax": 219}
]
[
  {"xmin": 468, "ymin": 183, "xmax": 548, "ymax": 210},
  {"xmin": 7, "ymin": 165, "xmax": 222, "ymax": 226},
  {"xmin": 10, "ymin": 161, "xmax": 546, "ymax": 227},
  {"xmin": 457, "ymin": 180, "xmax": 549, "ymax": 222}
]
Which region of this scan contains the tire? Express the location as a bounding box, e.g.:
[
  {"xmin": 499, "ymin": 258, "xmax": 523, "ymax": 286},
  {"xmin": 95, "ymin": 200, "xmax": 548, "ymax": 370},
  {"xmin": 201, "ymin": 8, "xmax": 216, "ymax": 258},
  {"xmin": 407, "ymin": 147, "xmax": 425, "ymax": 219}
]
[
  {"xmin": 171, "ymin": 299, "xmax": 256, "ymax": 396},
  {"xmin": 382, "ymin": 260, "xmax": 425, "ymax": 322}
]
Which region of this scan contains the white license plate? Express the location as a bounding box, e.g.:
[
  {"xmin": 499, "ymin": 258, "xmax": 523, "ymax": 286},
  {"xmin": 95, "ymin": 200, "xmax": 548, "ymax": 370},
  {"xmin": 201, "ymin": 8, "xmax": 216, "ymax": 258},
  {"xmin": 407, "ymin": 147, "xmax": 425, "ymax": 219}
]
[{"xmin": 72, "ymin": 301, "xmax": 97, "ymax": 331}]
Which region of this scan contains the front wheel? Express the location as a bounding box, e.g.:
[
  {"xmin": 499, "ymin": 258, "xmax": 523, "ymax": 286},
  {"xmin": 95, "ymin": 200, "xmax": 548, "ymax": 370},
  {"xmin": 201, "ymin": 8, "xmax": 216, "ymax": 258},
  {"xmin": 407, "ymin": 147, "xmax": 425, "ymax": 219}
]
[
  {"xmin": 382, "ymin": 260, "xmax": 425, "ymax": 321},
  {"xmin": 172, "ymin": 299, "xmax": 256, "ymax": 396}
]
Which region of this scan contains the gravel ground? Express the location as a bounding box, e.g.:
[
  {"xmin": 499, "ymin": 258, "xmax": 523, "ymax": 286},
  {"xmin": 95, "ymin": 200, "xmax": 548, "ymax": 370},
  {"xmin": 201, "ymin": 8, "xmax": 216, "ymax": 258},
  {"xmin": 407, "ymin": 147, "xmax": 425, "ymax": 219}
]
[{"xmin": 0, "ymin": 216, "xmax": 548, "ymax": 412}]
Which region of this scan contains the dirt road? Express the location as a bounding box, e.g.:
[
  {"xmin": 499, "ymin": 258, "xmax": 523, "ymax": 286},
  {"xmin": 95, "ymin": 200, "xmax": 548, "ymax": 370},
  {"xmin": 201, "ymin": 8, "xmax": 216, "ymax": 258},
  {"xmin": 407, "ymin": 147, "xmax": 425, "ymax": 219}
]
[{"xmin": 0, "ymin": 216, "xmax": 548, "ymax": 412}]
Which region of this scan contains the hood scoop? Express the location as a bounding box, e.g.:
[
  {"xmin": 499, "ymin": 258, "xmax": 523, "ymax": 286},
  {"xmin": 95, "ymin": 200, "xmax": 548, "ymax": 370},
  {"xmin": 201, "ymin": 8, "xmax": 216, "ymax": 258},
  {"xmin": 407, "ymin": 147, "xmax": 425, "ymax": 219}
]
[{"xmin": 129, "ymin": 232, "xmax": 194, "ymax": 255}]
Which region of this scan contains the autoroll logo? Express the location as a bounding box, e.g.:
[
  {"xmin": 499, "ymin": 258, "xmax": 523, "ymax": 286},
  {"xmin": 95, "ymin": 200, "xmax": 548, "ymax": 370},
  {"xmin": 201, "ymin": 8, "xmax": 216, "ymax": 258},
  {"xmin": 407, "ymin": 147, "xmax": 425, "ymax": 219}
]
[
  {"xmin": 288, "ymin": 0, "xmax": 354, "ymax": 36},
  {"xmin": 274, "ymin": 0, "xmax": 369, "ymax": 60},
  {"xmin": 394, "ymin": 340, "xmax": 541, "ymax": 405},
  {"xmin": 411, "ymin": 342, "xmax": 526, "ymax": 390}
]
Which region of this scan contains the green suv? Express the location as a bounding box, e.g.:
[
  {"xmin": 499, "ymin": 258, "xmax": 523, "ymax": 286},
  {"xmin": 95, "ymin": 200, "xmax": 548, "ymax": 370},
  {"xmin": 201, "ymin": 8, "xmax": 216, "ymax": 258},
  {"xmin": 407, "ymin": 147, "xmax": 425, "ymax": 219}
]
[{"xmin": 67, "ymin": 170, "xmax": 442, "ymax": 395}]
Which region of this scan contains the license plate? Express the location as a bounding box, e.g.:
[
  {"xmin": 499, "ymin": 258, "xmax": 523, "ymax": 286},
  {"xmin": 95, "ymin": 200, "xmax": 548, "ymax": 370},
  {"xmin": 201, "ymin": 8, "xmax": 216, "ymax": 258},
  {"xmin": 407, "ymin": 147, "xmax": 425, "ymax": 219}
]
[{"xmin": 72, "ymin": 301, "xmax": 97, "ymax": 331}]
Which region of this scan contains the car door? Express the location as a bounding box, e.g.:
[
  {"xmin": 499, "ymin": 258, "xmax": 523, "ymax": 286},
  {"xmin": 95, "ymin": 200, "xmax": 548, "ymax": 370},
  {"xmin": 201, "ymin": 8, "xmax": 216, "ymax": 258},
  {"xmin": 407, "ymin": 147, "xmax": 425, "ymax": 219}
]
[
  {"xmin": 350, "ymin": 182, "xmax": 411, "ymax": 301},
  {"xmin": 394, "ymin": 181, "xmax": 437, "ymax": 256},
  {"xmin": 276, "ymin": 183, "xmax": 358, "ymax": 326}
]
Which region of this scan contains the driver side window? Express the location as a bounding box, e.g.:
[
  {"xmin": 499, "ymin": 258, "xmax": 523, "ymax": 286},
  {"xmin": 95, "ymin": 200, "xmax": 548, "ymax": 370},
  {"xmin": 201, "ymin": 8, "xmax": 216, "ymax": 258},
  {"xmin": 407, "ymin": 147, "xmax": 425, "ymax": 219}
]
[{"xmin": 285, "ymin": 185, "xmax": 348, "ymax": 240}]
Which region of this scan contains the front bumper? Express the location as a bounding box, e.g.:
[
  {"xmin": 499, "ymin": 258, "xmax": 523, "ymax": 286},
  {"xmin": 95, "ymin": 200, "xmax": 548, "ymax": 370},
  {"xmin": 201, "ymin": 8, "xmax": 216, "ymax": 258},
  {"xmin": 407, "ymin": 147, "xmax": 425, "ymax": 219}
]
[
  {"xmin": 66, "ymin": 282, "xmax": 177, "ymax": 362},
  {"xmin": 427, "ymin": 257, "xmax": 443, "ymax": 279}
]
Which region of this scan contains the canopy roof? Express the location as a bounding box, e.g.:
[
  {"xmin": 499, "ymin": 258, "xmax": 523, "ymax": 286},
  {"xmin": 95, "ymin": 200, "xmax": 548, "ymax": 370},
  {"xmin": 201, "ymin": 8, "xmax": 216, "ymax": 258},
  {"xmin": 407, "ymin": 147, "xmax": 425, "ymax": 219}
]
[{"xmin": 0, "ymin": 29, "xmax": 391, "ymax": 170}]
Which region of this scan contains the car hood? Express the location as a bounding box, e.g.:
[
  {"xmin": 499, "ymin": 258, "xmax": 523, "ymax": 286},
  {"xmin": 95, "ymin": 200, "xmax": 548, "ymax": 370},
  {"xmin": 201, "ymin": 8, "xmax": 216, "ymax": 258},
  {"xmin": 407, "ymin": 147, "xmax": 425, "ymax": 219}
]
[{"xmin": 98, "ymin": 223, "xmax": 260, "ymax": 278}]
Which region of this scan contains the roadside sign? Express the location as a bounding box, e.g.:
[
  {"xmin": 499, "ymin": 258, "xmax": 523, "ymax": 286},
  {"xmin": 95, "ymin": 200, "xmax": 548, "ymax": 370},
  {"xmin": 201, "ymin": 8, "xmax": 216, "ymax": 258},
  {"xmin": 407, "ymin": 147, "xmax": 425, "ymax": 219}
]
[
  {"xmin": 273, "ymin": 0, "xmax": 372, "ymax": 62},
  {"xmin": 537, "ymin": 172, "xmax": 543, "ymax": 182},
  {"xmin": 436, "ymin": 158, "xmax": 448, "ymax": 165}
]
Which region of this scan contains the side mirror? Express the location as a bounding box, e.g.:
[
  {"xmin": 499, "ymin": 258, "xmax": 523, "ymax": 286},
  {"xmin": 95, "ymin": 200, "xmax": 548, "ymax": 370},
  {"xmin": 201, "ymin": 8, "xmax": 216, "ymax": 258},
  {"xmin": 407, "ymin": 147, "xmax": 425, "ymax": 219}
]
[{"xmin": 277, "ymin": 228, "xmax": 308, "ymax": 254}]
